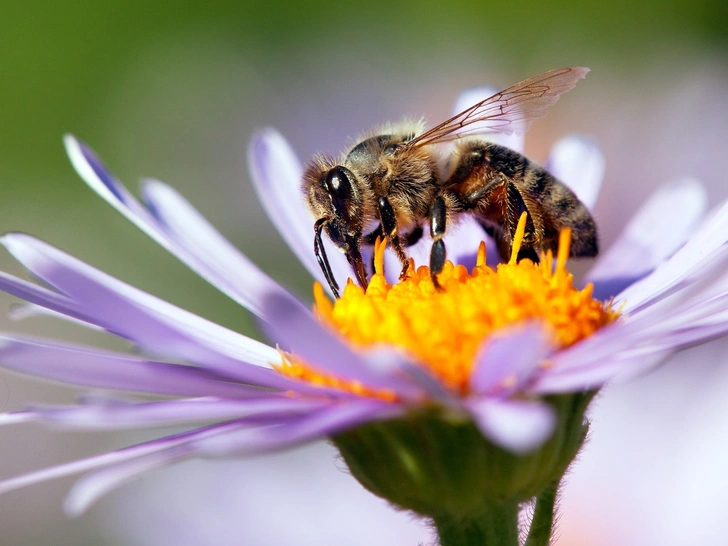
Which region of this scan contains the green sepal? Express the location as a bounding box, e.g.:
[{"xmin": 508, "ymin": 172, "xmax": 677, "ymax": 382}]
[{"xmin": 332, "ymin": 391, "xmax": 593, "ymax": 543}]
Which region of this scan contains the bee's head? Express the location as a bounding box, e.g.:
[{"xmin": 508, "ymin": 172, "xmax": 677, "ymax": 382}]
[
  {"xmin": 303, "ymin": 157, "xmax": 371, "ymax": 296},
  {"xmin": 302, "ymin": 157, "xmax": 365, "ymax": 251}
]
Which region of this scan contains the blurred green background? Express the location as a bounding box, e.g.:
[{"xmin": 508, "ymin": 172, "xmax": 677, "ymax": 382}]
[{"xmin": 0, "ymin": 1, "xmax": 726, "ymax": 544}]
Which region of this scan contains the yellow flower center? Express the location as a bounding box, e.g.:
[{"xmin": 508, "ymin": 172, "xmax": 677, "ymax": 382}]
[{"xmin": 277, "ymin": 214, "xmax": 619, "ymax": 400}]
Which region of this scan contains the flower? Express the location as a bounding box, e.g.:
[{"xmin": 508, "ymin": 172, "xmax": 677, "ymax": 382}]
[{"xmin": 0, "ymin": 86, "xmax": 727, "ymax": 540}]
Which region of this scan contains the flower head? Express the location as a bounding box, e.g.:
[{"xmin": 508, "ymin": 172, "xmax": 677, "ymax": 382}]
[
  {"xmin": 0, "ymin": 87, "xmax": 726, "ymax": 538},
  {"xmin": 298, "ymin": 230, "xmax": 617, "ymax": 396}
]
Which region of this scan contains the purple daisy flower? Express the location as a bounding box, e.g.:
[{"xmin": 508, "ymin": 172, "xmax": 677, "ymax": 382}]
[{"xmin": 0, "ymin": 84, "xmax": 726, "ymax": 544}]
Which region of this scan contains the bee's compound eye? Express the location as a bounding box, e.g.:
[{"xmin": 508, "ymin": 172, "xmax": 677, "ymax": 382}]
[
  {"xmin": 325, "ymin": 166, "xmax": 357, "ymax": 222},
  {"xmin": 325, "ymin": 166, "xmax": 352, "ymax": 199},
  {"xmin": 324, "ymin": 167, "xmax": 354, "ymax": 218}
]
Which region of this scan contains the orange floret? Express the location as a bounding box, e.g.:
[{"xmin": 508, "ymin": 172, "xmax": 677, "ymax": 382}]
[{"xmin": 277, "ymin": 214, "xmax": 619, "ymax": 398}]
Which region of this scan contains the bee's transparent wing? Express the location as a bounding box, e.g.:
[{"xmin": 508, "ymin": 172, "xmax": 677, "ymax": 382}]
[{"xmin": 409, "ymin": 67, "xmax": 589, "ymax": 148}]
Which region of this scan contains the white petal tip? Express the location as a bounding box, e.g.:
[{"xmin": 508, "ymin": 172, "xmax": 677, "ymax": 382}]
[
  {"xmin": 0, "ymin": 232, "xmax": 29, "ymax": 253},
  {"xmin": 62, "ymin": 498, "xmax": 87, "ymax": 519},
  {"xmin": 548, "ymin": 134, "xmax": 605, "ymax": 210},
  {"xmin": 249, "ymin": 127, "xmax": 285, "ymax": 150},
  {"xmin": 63, "ymin": 135, "xmax": 87, "ymax": 172},
  {"xmin": 470, "ymin": 399, "xmax": 557, "ymax": 454},
  {"xmin": 62, "ymin": 133, "xmax": 78, "ymax": 149}
]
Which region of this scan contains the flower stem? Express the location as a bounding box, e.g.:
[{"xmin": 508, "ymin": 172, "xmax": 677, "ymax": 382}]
[
  {"xmin": 524, "ymin": 480, "xmax": 559, "ymax": 546},
  {"xmin": 433, "ymin": 503, "xmax": 520, "ymax": 546}
]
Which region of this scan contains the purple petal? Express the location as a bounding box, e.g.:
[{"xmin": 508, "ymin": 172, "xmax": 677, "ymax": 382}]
[
  {"xmin": 64, "ymin": 446, "xmax": 193, "ymax": 517},
  {"xmin": 625, "ymin": 243, "xmax": 728, "ymax": 319},
  {"xmin": 64, "ymin": 136, "xmax": 297, "ymax": 323},
  {"xmin": 587, "ymin": 179, "xmax": 708, "ymax": 300},
  {"xmin": 381, "ymin": 245, "xmax": 410, "ymax": 284},
  {"xmin": 141, "ymin": 179, "xmax": 305, "ymax": 320},
  {"xmin": 546, "ymin": 135, "xmax": 604, "ymax": 211},
  {"xmin": 617, "ymin": 197, "xmax": 728, "ymax": 314},
  {"xmin": 0, "ymin": 421, "xmax": 244, "ymax": 496},
  {"xmin": 65, "ymin": 399, "xmax": 400, "ymax": 515},
  {"xmin": 536, "ymin": 318, "xmax": 649, "ymax": 372},
  {"xmin": 261, "ymin": 293, "xmax": 429, "ymax": 400},
  {"xmin": 469, "ymin": 322, "xmax": 553, "ymax": 396},
  {"xmin": 0, "ymin": 271, "xmax": 87, "ymax": 322},
  {"xmin": 448, "ymin": 216, "xmax": 500, "ymax": 270},
  {"xmin": 377, "ymin": 245, "xmax": 402, "ymax": 285},
  {"xmin": 673, "ymin": 294, "xmax": 728, "ymax": 335},
  {"xmin": 0, "ymin": 234, "xmax": 295, "ymax": 388},
  {"xmin": 450, "ymin": 86, "xmax": 525, "ymax": 153},
  {"xmin": 533, "ymin": 350, "xmax": 669, "ymax": 393},
  {"xmin": 195, "ymin": 399, "xmax": 403, "ymax": 457},
  {"xmin": 625, "ymin": 285, "xmax": 728, "ymax": 355},
  {"xmin": 0, "ymin": 335, "xmax": 273, "ymax": 398},
  {"xmin": 248, "ymin": 128, "xmax": 351, "ymax": 293},
  {"xmin": 622, "ymin": 249, "xmax": 728, "ymax": 348},
  {"xmin": 664, "ymin": 322, "xmax": 728, "ymax": 350},
  {"xmin": 368, "ymin": 349, "xmax": 458, "ymax": 404},
  {"xmin": 8, "ymin": 303, "xmax": 105, "ymax": 330},
  {"xmin": 527, "ymin": 320, "xmax": 649, "ymax": 394},
  {"xmin": 405, "ymin": 231, "xmax": 434, "ymax": 270},
  {"xmin": 467, "ymin": 398, "xmax": 556, "ymax": 454},
  {"xmin": 3, "ymin": 397, "xmax": 327, "ymax": 430},
  {"xmin": 0, "ymin": 398, "xmax": 380, "ymax": 514},
  {"xmin": 529, "ymin": 305, "xmax": 691, "ymax": 394}
]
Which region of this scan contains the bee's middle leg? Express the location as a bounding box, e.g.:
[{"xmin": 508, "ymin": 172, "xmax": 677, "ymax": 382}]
[
  {"xmin": 362, "ymin": 224, "xmax": 423, "ymax": 276},
  {"xmin": 361, "ymin": 224, "xmax": 383, "ymax": 245},
  {"xmin": 377, "ymin": 196, "xmax": 410, "ymax": 280},
  {"xmin": 364, "ymin": 224, "xmax": 423, "ymax": 247},
  {"xmin": 429, "ymin": 194, "xmax": 447, "ymax": 289}
]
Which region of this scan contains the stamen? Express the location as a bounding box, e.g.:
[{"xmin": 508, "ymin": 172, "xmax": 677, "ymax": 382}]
[
  {"xmin": 374, "ymin": 236, "xmax": 386, "ymax": 276},
  {"xmin": 556, "ymin": 228, "xmax": 572, "ymax": 273},
  {"xmin": 476, "ymin": 241, "xmax": 487, "ymax": 268},
  {"xmin": 508, "ymin": 212, "xmax": 528, "ymax": 265},
  {"xmin": 542, "ymin": 249, "xmax": 553, "ymax": 276}
]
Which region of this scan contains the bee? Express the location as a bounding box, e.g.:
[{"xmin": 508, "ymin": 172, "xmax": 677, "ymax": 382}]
[{"xmin": 303, "ymin": 67, "xmax": 597, "ymax": 298}]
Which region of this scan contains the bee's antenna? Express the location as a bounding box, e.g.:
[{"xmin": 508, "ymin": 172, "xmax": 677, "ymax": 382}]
[{"xmin": 314, "ymin": 218, "xmax": 341, "ymax": 299}]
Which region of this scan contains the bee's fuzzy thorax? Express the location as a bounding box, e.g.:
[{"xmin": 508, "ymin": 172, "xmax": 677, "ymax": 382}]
[{"xmin": 344, "ymin": 117, "xmax": 427, "ymax": 156}]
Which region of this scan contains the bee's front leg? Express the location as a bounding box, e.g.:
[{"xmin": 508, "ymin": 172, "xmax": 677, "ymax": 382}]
[
  {"xmin": 345, "ymin": 238, "xmax": 369, "ymax": 290},
  {"xmin": 314, "ymin": 218, "xmax": 341, "ymax": 298},
  {"xmin": 377, "ymin": 196, "xmax": 410, "ymax": 280}
]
